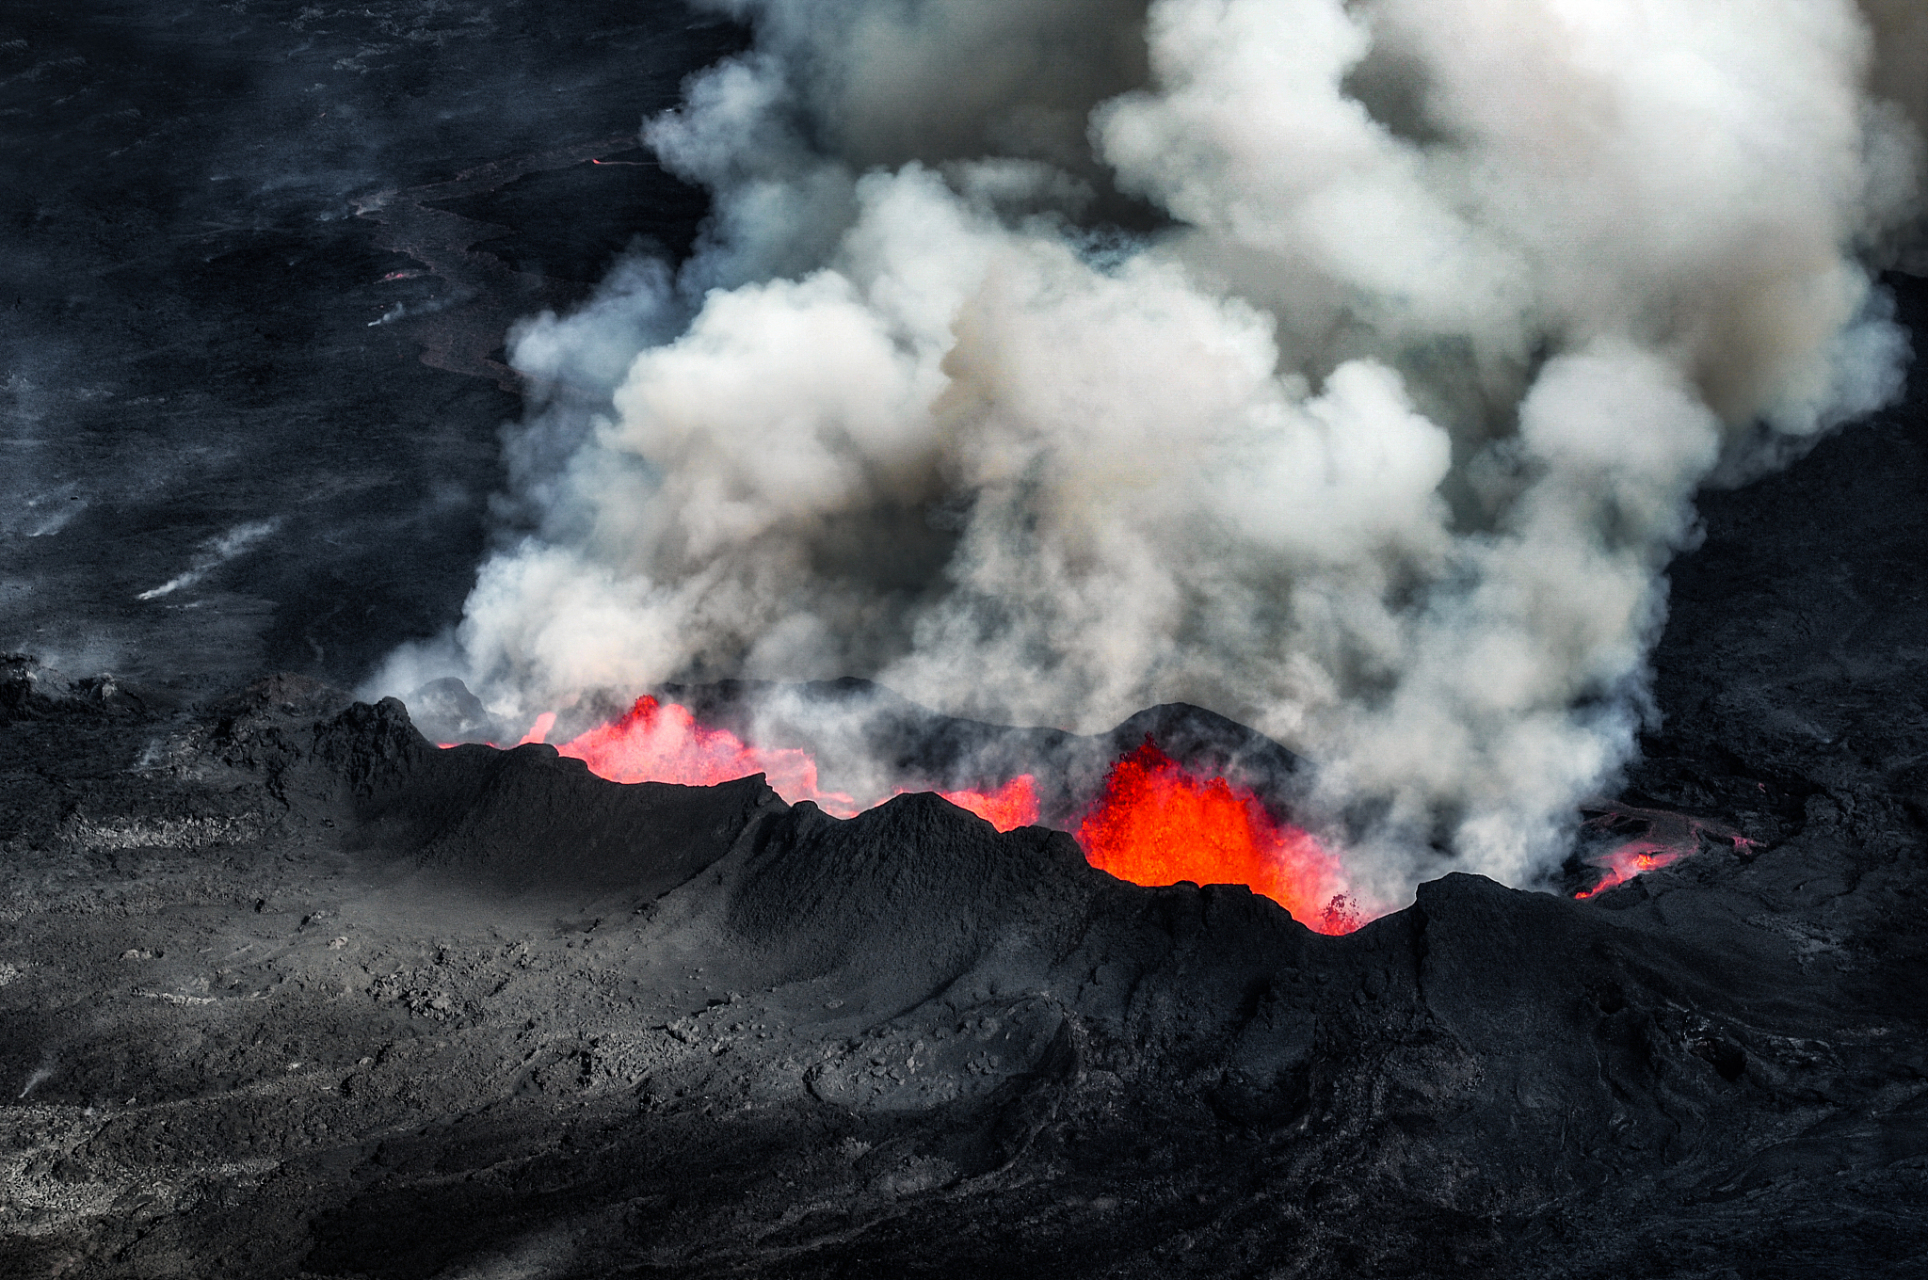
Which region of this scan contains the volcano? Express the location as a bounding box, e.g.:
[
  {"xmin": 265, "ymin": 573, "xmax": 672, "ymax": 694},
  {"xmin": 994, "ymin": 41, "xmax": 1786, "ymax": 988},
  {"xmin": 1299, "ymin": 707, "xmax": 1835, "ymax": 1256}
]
[
  {"xmin": 6, "ymin": 523, "xmax": 1928, "ymax": 1278},
  {"xmin": 4, "ymin": 2, "xmax": 1928, "ymax": 1278},
  {"xmin": 425, "ymin": 688, "xmax": 1361, "ymax": 931}
]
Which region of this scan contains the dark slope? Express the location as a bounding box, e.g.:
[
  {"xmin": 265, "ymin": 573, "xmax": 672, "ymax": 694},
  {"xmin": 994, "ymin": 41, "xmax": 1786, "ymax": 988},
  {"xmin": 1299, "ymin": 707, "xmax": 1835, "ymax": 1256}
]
[
  {"xmin": 0, "ymin": 2, "xmax": 1922, "ymax": 1272},
  {"xmin": 3, "ymin": 671, "xmax": 1924, "ymax": 1278},
  {"xmin": 312, "ymin": 699, "xmax": 772, "ymax": 897}
]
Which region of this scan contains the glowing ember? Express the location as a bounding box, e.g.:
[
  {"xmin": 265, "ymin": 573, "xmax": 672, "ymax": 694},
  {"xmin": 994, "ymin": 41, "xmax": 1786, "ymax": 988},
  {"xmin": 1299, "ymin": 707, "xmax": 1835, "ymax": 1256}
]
[{"xmin": 1073, "ymin": 741, "xmax": 1360, "ymax": 935}]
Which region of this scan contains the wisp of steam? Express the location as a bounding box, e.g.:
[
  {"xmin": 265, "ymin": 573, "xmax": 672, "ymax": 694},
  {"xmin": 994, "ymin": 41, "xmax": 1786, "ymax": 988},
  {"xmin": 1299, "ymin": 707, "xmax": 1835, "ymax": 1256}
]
[{"xmin": 377, "ymin": 0, "xmax": 1924, "ymax": 905}]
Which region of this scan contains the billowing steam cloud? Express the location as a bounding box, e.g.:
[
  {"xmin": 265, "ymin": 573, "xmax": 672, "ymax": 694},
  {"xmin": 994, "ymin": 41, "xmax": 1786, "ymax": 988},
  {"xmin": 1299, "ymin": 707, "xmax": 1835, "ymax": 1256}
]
[{"xmin": 378, "ymin": 0, "xmax": 1921, "ymax": 902}]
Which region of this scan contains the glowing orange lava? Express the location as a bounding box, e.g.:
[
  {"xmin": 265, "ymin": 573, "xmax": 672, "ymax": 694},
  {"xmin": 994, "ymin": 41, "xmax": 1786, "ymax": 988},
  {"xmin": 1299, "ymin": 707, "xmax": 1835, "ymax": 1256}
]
[
  {"xmin": 1573, "ymin": 844, "xmax": 1683, "ymax": 898},
  {"xmin": 1571, "ymin": 806, "xmax": 1758, "ymax": 899},
  {"xmin": 504, "ymin": 696, "xmax": 1040, "ymax": 830},
  {"xmin": 521, "ymin": 696, "xmax": 860, "ymax": 814},
  {"xmin": 1073, "ymin": 741, "xmax": 1360, "ymax": 935},
  {"xmin": 933, "ymin": 774, "xmax": 1041, "ymax": 830},
  {"xmin": 453, "ymin": 701, "xmax": 1367, "ymax": 927}
]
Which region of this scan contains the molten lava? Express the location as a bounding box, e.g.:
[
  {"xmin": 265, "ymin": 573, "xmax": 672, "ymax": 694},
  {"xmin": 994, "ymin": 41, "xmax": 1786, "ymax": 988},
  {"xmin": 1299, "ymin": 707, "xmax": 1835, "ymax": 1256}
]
[
  {"xmin": 1573, "ymin": 845, "xmax": 1684, "ymax": 899},
  {"xmin": 1571, "ymin": 805, "xmax": 1759, "ymax": 899},
  {"xmin": 934, "ymin": 774, "xmax": 1041, "ymax": 830},
  {"xmin": 522, "ymin": 696, "xmax": 859, "ymax": 814},
  {"xmin": 511, "ymin": 696, "xmax": 1040, "ymax": 830},
  {"xmin": 459, "ymin": 700, "xmax": 1364, "ymax": 931},
  {"xmin": 1074, "ymin": 741, "xmax": 1360, "ymax": 935}
]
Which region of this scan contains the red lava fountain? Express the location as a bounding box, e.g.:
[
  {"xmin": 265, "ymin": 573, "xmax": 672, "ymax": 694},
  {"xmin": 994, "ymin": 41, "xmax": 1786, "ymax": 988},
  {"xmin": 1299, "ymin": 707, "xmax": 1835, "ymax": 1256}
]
[
  {"xmin": 516, "ymin": 696, "xmax": 1041, "ymax": 829},
  {"xmin": 522, "ymin": 696, "xmax": 859, "ymax": 814},
  {"xmin": 468, "ymin": 698, "xmax": 1363, "ymax": 934},
  {"xmin": 1075, "ymin": 741, "xmax": 1360, "ymax": 936}
]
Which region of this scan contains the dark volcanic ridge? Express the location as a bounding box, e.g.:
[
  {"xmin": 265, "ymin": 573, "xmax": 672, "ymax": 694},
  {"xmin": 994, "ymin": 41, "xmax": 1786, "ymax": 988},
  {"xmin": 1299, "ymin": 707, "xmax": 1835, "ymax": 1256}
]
[
  {"xmin": 408, "ymin": 672, "xmax": 1315, "ymax": 837},
  {"xmin": 2, "ymin": 657, "xmax": 1924, "ymax": 1278}
]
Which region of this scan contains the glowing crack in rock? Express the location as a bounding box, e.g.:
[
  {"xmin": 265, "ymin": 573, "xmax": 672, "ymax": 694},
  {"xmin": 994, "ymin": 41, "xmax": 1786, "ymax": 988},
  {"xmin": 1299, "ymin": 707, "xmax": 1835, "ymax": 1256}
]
[{"xmin": 1573, "ymin": 804, "xmax": 1760, "ymax": 899}]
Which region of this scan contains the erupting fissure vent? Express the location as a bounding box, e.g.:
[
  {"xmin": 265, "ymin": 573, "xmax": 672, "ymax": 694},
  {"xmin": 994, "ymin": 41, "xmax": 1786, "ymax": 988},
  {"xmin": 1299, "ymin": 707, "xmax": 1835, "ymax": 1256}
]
[
  {"xmin": 510, "ymin": 696, "xmax": 1040, "ymax": 828},
  {"xmin": 1075, "ymin": 741, "xmax": 1358, "ymax": 936},
  {"xmin": 450, "ymin": 697, "xmax": 1365, "ymax": 934},
  {"xmin": 516, "ymin": 697, "xmax": 860, "ymax": 815}
]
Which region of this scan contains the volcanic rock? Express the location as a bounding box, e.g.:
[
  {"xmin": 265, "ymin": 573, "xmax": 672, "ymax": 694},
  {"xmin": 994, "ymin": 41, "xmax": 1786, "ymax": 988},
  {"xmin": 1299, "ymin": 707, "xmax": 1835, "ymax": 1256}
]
[{"xmin": 2, "ymin": 662, "xmax": 1924, "ymax": 1277}]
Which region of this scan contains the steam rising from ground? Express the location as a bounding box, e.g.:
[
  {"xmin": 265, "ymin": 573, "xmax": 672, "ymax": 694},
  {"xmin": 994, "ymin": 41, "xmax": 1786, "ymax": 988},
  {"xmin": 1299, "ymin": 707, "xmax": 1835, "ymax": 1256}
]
[
  {"xmin": 378, "ymin": 0, "xmax": 1921, "ymax": 902},
  {"xmin": 136, "ymin": 520, "xmax": 282, "ymax": 602}
]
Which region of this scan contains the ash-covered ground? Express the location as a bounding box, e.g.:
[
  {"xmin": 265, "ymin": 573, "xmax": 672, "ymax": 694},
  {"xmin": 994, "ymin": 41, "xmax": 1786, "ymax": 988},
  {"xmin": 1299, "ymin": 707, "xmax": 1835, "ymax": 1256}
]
[
  {"xmin": 0, "ymin": 0, "xmax": 742, "ymax": 692},
  {"xmin": 4, "ymin": 3, "xmax": 1928, "ymax": 1277}
]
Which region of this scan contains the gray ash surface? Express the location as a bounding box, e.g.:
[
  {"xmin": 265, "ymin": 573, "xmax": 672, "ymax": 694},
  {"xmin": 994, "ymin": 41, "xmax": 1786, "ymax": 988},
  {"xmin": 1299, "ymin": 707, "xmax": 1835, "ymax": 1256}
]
[{"xmin": 0, "ymin": 1, "xmax": 742, "ymax": 693}]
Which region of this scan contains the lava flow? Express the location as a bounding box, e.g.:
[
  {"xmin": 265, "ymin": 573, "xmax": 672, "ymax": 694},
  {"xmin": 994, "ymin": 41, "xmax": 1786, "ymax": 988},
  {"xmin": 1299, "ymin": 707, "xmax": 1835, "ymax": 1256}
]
[
  {"xmin": 514, "ymin": 696, "xmax": 1040, "ymax": 829},
  {"xmin": 465, "ymin": 698, "xmax": 1362, "ymax": 934},
  {"xmin": 1076, "ymin": 741, "xmax": 1360, "ymax": 935},
  {"xmin": 1572, "ymin": 805, "xmax": 1759, "ymax": 899},
  {"xmin": 1573, "ymin": 846, "xmax": 1684, "ymax": 899}
]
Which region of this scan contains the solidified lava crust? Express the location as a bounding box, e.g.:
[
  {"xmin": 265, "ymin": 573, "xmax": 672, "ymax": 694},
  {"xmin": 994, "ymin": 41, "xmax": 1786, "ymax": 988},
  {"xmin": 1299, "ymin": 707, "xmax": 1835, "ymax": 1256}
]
[{"xmin": 2, "ymin": 656, "xmax": 1925, "ymax": 1279}]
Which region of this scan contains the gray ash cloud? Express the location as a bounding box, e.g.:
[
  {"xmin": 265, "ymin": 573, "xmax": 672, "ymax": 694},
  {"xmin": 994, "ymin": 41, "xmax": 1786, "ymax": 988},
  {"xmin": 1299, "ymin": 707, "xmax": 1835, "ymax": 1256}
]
[{"xmin": 379, "ymin": 0, "xmax": 1922, "ymax": 906}]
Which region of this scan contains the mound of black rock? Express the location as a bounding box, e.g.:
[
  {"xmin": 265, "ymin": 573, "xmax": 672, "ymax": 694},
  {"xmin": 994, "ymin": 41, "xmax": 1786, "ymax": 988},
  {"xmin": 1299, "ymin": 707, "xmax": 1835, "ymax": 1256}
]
[{"xmin": 1, "ymin": 656, "xmax": 1924, "ymax": 1279}]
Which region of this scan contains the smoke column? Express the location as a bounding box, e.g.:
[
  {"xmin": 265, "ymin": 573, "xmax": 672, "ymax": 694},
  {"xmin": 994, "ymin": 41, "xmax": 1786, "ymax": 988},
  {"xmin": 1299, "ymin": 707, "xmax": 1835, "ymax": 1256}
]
[{"xmin": 377, "ymin": 0, "xmax": 1922, "ymax": 904}]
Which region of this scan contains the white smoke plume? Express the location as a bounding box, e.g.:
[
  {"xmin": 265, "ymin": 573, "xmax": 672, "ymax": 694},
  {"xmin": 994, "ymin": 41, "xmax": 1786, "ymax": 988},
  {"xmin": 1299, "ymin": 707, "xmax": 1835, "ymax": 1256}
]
[
  {"xmin": 136, "ymin": 519, "xmax": 282, "ymax": 602},
  {"xmin": 377, "ymin": 0, "xmax": 1920, "ymax": 904}
]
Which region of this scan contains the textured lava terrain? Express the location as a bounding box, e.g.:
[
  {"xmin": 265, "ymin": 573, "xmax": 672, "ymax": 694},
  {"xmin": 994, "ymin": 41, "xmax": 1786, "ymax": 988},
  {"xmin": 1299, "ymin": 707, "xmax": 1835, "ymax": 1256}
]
[{"xmin": 3, "ymin": 2, "xmax": 1928, "ymax": 1276}]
